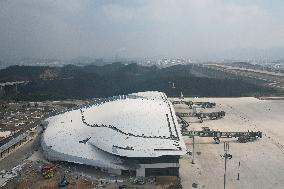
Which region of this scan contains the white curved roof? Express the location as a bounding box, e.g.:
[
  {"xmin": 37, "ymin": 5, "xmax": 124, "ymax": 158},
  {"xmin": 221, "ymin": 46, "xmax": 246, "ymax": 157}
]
[
  {"xmin": 130, "ymin": 91, "xmax": 167, "ymax": 100},
  {"xmin": 42, "ymin": 110, "xmax": 128, "ymax": 170},
  {"xmin": 42, "ymin": 91, "xmax": 186, "ymax": 168}
]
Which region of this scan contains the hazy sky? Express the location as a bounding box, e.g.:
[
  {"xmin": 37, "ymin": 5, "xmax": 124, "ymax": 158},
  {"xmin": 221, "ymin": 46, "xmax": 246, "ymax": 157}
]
[{"xmin": 1, "ymin": 0, "xmax": 284, "ymax": 61}]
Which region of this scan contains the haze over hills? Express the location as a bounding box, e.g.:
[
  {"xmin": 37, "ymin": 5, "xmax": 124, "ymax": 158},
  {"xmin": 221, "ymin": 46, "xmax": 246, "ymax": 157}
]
[
  {"xmin": 0, "ymin": 63, "xmax": 278, "ymax": 101},
  {"xmin": 209, "ymin": 47, "xmax": 284, "ymax": 62},
  {"xmin": 0, "ymin": 0, "xmax": 284, "ymax": 100}
]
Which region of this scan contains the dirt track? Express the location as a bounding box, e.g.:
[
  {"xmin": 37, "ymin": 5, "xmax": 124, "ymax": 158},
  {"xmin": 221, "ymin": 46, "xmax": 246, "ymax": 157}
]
[{"xmin": 173, "ymin": 97, "xmax": 284, "ymax": 189}]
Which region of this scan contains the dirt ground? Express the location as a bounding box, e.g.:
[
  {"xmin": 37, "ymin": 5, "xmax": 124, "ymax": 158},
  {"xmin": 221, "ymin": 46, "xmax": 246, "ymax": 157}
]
[
  {"xmin": 2, "ymin": 153, "xmax": 180, "ymax": 189},
  {"xmin": 173, "ymin": 97, "xmax": 284, "ymax": 189},
  {"xmin": 3, "ymin": 97, "xmax": 283, "ymax": 189}
]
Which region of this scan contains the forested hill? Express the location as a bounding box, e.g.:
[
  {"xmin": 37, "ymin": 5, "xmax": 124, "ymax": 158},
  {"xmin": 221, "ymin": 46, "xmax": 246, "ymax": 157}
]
[{"xmin": 0, "ymin": 63, "xmax": 277, "ymax": 101}]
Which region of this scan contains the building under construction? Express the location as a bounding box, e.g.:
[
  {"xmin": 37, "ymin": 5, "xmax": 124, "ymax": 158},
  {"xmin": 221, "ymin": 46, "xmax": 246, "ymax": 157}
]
[{"xmin": 41, "ymin": 91, "xmax": 186, "ymax": 177}]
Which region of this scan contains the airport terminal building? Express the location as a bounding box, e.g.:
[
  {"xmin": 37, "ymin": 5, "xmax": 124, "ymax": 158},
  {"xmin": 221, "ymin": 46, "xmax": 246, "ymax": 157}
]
[{"xmin": 41, "ymin": 91, "xmax": 186, "ymax": 177}]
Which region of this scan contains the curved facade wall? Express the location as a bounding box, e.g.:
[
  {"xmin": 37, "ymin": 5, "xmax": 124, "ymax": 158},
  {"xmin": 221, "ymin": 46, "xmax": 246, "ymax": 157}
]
[{"xmin": 42, "ymin": 91, "xmax": 186, "ymax": 175}]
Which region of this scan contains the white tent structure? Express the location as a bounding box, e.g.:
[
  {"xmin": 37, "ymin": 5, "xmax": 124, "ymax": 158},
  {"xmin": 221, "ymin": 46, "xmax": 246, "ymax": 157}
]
[{"xmin": 42, "ymin": 91, "xmax": 186, "ymax": 176}]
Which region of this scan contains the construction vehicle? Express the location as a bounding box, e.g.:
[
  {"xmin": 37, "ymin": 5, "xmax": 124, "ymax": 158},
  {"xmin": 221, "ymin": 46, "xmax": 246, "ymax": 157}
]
[
  {"xmin": 41, "ymin": 163, "xmax": 56, "ymax": 179},
  {"xmin": 58, "ymin": 176, "xmax": 69, "ymax": 187},
  {"xmin": 133, "ymin": 177, "xmax": 145, "ymax": 185},
  {"xmin": 182, "ymin": 128, "xmax": 262, "ymax": 144}
]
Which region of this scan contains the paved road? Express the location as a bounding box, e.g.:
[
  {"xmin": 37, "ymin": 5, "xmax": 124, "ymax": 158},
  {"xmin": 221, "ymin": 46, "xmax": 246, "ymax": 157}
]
[
  {"xmin": 0, "ymin": 128, "xmax": 42, "ymax": 170},
  {"xmin": 176, "ymin": 97, "xmax": 284, "ymax": 189}
]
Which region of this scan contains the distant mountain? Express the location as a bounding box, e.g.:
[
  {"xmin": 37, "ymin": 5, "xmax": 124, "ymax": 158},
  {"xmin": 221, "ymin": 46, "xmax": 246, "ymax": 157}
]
[
  {"xmin": 0, "ymin": 63, "xmax": 278, "ymax": 101},
  {"xmin": 204, "ymin": 47, "xmax": 284, "ymax": 62},
  {"xmin": 69, "ymin": 56, "xmax": 107, "ymax": 66},
  {"xmin": 0, "ymin": 58, "xmax": 67, "ymax": 69},
  {"xmin": 0, "ymin": 60, "xmax": 5, "ymax": 70}
]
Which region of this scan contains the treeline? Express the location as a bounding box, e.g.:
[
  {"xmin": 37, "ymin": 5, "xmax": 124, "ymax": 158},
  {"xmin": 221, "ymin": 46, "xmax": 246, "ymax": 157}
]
[{"xmin": 0, "ymin": 63, "xmax": 277, "ymax": 101}]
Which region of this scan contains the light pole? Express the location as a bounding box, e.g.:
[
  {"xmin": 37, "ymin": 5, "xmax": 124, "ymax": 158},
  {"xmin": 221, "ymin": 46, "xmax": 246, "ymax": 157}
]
[
  {"xmin": 192, "ymin": 135, "xmax": 195, "ymax": 164},
  {"xmin": 222, "ymin": 142, "xmax": 232, "ymax": 189}
]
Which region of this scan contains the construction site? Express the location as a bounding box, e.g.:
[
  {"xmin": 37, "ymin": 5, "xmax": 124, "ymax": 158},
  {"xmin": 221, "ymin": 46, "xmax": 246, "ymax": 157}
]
[
  {"xmin": 2, "ymin": 0, "xmax": 284, "ymax": 188},
  {"xmin": 174, "ymin": 97, "xmax": 284, "ymax": 189},
  {"xmin": 0, "ymin": 92, "xmax": 283, "ymax": 189}
]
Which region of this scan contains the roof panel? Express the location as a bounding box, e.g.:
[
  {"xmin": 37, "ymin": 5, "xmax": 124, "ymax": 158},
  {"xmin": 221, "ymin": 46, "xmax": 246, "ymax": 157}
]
[{"xmin": 43, "ymin": 91, "xmax": 186, "ymax": 163}]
